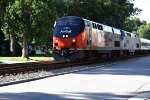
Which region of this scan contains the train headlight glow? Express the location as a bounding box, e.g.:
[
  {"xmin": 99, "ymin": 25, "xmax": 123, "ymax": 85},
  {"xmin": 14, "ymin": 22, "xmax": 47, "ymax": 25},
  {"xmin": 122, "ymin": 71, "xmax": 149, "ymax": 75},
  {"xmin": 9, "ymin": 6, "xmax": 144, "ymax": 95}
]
[
  {"xmin": 63, "ymin": 35, "xmax": 65, "ymax": 38},
  {"xmin": 55, "ymin": 39, "xmax": 58, "ymax": 43},
  {"xmin": 66, "ymin": 35, "xmax": 68, "ymax": 38},
  {"xmin": 72, "ymin": 39, "xmax": 76, "ymax": 42}
]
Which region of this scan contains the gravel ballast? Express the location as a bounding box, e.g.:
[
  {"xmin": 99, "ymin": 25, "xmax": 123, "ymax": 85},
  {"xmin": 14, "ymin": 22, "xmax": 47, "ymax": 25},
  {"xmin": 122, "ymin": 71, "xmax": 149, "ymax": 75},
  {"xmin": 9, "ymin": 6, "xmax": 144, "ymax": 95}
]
[
  {"xmin": 0, "ymin": 58, "xmax": 132, "ymax": 87},
  {"xmin": 0, "ymin": 64, "xmax": 98, "ymax": 86}
]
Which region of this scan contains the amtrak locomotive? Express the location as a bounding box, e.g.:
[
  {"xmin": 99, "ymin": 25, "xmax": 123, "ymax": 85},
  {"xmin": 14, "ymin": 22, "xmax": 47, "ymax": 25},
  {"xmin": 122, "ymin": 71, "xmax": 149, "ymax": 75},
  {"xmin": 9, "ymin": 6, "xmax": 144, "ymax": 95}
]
[{"xmin": 53, "ymin": 16, "xmax": 150, "ymax": 61}]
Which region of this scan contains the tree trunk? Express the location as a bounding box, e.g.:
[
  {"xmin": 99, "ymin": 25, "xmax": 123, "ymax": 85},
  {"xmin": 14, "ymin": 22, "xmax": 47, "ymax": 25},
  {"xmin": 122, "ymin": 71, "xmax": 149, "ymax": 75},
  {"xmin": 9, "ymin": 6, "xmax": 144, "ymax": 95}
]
[
  {"xmin": 10, "ymin": 32, "xmax": 16, "ymax": 56},
  {"xmin": 22, "ymin": 31, "xmax": 29, "ymax": 59}
]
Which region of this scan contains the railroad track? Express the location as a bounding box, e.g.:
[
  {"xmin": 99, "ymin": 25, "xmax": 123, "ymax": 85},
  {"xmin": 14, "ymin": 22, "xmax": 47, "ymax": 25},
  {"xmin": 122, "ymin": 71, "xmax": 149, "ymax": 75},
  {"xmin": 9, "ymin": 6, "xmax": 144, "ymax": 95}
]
[
  {"xmin": 0, "ymin": 61, "xmax": 65, "ymax": 75},
  {"xmin": 0, "ymin": 54, "xmax": 149, "ymax": 76}
]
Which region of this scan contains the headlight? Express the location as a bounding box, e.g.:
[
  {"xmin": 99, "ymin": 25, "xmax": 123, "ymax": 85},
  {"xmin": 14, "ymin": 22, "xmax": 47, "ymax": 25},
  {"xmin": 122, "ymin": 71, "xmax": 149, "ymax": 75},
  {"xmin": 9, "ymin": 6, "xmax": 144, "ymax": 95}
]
[
  {"xmin": 55, "ymin": 39, "xmax": 58, "ymax": 43},
  {"xmin": 72, "ymin": 39, "xmax": 76, "ymax": 42}
]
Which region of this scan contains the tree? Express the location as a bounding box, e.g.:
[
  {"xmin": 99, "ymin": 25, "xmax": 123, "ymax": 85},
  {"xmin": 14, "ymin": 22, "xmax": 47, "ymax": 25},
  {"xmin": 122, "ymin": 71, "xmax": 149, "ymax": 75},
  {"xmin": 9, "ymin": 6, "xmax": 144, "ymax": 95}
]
[
  {"xmin": 1, "ymin": 0, "xmax": 142, "ymax": 57},
  {"xmin": 3, "ymin": 0, "xmax": 58, "ymax": 58},
  {"xmin": 0, "ymin": 0, "xmax": 17, "ymax": 56},
  {"xmin": 0, "ymin": 0, "xmax": 11, "ymax": 27},
  {"xmin": 124, "ymin": 17, "xmax": 147, "ymax": 32},
  {"xmin": 0, "ymin": 0, "xmax": 14, "ymax": 31},
  {"xmin": 0, "ymin": 30, "xmax": 4, "ymax": 44},
  {"xmin": 0, "ymin": 30, "xmax": 5, "ymax": 55},
  {"xmin": 65, "ymin": 0, "xmax": 141, "ymax": 28},
  {"xmin": 3, "ymin": 5, "xmax": 17, "ymax": 56},
  {"xmin": 133, "ymin": 24, "xmax": 150, "ymax": 39}
]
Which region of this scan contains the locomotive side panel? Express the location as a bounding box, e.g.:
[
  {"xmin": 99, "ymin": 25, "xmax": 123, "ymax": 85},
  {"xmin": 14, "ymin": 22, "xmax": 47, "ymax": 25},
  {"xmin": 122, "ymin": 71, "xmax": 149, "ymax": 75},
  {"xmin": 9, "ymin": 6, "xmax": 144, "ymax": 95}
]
[
  {"xmin": 111, "ymin": 28, "xmax": 122, "ymax": 50},
  {"xmin": 91, "ymin": 29, "xmax": 106, "ymax": 50},
  {"xmin": 102, "ymin": 25, "xmax": 113, "ymax": 50},
  {"xmin": 124, "ymin": 32, "xmax": 137, "ymax": 52},
  {"xmin": 89, "ymin": 23, "xmax": 113, "ymax": 51},
  {"xmin": 131, "ymin": 34, "xmax": 140, "ymax": 50},
  {"xmin": 140, "ymin": 38, "xmax": 150, "ymax": 50}
]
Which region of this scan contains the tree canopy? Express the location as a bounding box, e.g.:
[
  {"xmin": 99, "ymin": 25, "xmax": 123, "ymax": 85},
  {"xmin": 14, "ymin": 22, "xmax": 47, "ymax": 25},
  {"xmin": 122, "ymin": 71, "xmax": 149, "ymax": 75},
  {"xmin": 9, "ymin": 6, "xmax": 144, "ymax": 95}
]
[
  {"xmin": 1, "ymin": 0, "xmax": 142, "ymax": 43},
  {"xmin": 133, "ymin": 24, "xmax": 150, "ymax": 40},
  {"xmin": 1, "ymin": 0, "xmax": 149, "ymax": 57},
  {"xmin": 124, "ymin": 17, "xmax": 147, "ymax": 32},
  {"xmin": 65, "ymin": 0, "xmax": 141, "ymax": 28}
]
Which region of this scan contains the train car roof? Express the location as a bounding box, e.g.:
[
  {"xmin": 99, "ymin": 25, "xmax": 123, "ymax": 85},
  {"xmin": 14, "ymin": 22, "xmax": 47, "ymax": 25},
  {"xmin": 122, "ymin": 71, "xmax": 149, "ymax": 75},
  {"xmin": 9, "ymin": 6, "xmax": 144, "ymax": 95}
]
[
  {"xmin": 57, "ymin": 16, "xmax": 83, "ymax": 21},
  {"xmin": 140, "ymin": 38, "xmax": 150, "ymax": 43}
]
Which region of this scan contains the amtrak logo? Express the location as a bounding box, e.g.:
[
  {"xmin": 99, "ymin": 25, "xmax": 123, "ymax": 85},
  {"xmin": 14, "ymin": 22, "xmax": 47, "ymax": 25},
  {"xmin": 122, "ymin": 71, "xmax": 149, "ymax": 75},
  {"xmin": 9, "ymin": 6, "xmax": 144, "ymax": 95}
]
[
  {"xmin": 60, "ymin": 30, "xmax": 72, "ymax": 33},
  {"xmin": 60, "ymin": 27, "xmax": 72, "ymax": 33}
]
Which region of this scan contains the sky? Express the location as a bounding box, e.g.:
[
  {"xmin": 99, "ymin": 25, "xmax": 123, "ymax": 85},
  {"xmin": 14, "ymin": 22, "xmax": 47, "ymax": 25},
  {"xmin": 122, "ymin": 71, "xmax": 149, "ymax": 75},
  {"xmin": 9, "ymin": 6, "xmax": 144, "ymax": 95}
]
[{"xmin": 133, "ymin": 0, "xmax": 150, "ymax": 23}]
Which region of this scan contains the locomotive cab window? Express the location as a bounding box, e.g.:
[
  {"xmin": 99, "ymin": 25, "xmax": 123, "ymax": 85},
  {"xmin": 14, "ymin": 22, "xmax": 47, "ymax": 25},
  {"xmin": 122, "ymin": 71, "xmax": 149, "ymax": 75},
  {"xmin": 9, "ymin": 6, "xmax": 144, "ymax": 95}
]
[{"xmin": 126, "ymin": 33, "xmax": 131, "ymax": 37}]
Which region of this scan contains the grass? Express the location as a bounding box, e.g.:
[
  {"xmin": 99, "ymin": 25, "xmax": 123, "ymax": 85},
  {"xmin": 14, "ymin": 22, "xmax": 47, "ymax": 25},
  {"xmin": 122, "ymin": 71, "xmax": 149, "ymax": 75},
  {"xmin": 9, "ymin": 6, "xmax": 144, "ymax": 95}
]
[
  {"xmin": 0, "ymin": 56, "xmax": 54, "ymax": 61},
  {"xmin": 30, "ymin": 57, "xmax": 54, "ymax": 61}
]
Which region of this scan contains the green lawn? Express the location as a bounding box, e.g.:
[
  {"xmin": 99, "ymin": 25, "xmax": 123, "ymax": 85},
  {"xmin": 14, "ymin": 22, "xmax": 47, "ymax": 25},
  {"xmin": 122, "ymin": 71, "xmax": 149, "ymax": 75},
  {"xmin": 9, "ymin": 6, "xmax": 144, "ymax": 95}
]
[{"xmin": 0, "ymin": 57, "xmax": 54, "ymax": 61}]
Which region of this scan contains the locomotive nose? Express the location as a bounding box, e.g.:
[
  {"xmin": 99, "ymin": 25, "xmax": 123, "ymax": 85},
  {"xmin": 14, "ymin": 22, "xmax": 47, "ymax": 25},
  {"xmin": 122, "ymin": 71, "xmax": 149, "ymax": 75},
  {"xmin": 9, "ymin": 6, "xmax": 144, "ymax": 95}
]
[
  {"xmin": 53, "ymin": 38, "xmax": 77, "ymax": 50},
  {"xmin": 60, "ymin": 39, "xmax": 71, "ymax": 47}
]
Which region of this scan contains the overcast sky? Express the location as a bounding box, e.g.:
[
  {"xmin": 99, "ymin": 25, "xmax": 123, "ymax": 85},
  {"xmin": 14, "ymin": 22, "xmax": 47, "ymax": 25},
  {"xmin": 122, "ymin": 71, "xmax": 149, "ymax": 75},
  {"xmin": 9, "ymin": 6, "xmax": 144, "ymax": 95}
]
[{"xmin": 133, "ymin": 0, "xmax": 150, "ymax": 23}]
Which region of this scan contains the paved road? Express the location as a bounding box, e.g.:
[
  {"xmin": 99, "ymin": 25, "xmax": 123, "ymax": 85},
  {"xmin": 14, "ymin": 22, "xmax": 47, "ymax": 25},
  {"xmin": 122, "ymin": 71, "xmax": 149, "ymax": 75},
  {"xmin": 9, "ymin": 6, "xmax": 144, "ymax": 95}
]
[{"xmin": 0, "ymin": 56, "xmax": 150, "ymax": 100}]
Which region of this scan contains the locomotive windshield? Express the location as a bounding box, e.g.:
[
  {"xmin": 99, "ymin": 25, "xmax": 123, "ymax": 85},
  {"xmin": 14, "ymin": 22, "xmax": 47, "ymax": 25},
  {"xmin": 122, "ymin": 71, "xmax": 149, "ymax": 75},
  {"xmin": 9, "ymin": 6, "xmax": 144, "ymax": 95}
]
[{"xmin": 54, "ymin": 16, "xmax": 85, "ymax": 38}]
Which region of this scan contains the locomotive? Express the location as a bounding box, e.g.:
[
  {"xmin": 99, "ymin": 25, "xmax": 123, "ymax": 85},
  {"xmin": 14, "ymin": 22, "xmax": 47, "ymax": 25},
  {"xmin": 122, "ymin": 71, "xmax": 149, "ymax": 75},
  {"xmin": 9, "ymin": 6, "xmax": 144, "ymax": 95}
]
[{"xmin": 53, "ymin": 16, "xmax": 150, "ymax": 61}]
